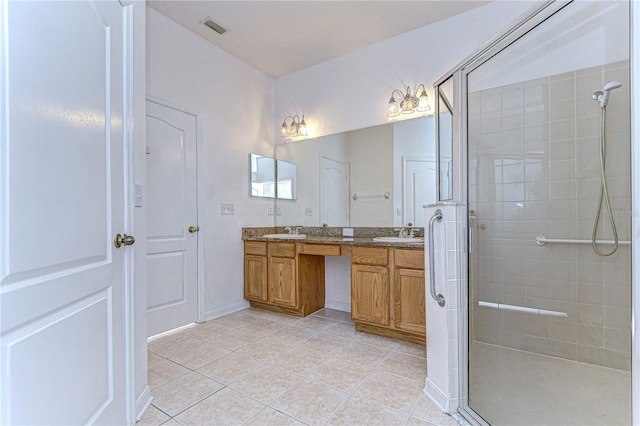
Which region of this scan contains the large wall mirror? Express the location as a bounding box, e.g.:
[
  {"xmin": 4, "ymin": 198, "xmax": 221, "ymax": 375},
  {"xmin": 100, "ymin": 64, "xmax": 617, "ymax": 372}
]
[
  {"xmin": 275, "ymin": 116, "xmax": 436, "ymax": 227},
  {"xmin": 436, "ymin": 76, "xmax": 454, "ymax": 201},
  {"xmin": 250, "ymin": 154, "xmax": 298, "ymax": 200}
]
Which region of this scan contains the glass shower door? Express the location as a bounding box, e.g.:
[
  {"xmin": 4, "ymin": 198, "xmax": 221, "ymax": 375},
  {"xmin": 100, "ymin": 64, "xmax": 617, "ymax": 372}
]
[{"xmin": 465, "ymin": 1, "xmax": 632, "ymax": 424}]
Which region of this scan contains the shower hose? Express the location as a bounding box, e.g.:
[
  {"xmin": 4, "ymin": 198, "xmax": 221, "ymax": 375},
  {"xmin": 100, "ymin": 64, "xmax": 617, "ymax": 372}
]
[{"xmin": 592, "ymin": 104, "xmax": 619, "ymax": 256}]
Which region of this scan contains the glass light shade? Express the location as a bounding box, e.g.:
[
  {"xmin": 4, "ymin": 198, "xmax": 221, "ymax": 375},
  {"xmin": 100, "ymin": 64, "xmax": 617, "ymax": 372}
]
[
  {"xmin": 387, "ymin": 98, "xmax": 400, "ymax": 117},
  {"xmin": 417, "ymin": 91, "xmax": 431, "ymax": 112},
  {"xmin": 298, "ymin": 116, "xmax": 308, "ymax": 136},
  {"xmin": 280, "ymin": 122, "xmax": 288, "ymax": 137},
  {"xmin": 400, "ymin": 96, "xmax": 415, "ymax": 114}
]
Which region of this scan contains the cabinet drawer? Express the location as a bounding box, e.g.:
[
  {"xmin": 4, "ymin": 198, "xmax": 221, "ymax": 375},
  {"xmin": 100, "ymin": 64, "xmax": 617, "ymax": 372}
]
[
  {"xmin": 245, "ymin": 241, "xmax": 267, "ymax": 256},
  {"xmin": 394, "ymin": 249, "xmax": 424, "ymax": 269},
  {"xmin": 298, "ymin": 244, "xmax": 341, "ymax": 256},
  {"xmin": 269, "ymin": 242, "xmax": 296, "ymax": 258},
  {"xmin": 352, "ymin": 247, "xmax": 388, "ymax": 266}
]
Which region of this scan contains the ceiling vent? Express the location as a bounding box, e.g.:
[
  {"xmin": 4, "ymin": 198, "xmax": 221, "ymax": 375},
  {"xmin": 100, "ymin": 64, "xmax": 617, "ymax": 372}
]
[{"xmin": 200, "ymin": 17, "xmax": 228, "ymax": 35}]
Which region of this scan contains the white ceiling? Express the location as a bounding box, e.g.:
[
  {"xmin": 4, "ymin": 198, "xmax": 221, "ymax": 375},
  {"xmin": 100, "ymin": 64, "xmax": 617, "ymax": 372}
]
[{"xmin": 147, "ymin": 1, "xmax": 490, "ymax": 78}]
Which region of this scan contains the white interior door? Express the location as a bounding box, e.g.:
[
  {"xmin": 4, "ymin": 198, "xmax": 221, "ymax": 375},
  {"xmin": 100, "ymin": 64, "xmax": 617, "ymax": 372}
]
[
  {"xmin": 403, "ymin": 157, "xmax": 437, "ymax": 227},
  {"xmin": 1, "ymin": 1, "xmax": 130, "ymax": 424},
  {"xmin": 146, "ymin": 100, "xmax": 198, "ymax": 337},
  {"xmin": 319, "ymin": 155, "xmax": 349, "ymax": 226}
]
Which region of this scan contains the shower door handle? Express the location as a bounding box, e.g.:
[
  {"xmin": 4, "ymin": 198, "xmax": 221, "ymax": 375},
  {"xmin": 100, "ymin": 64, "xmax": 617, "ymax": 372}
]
[{"xmin": 428, "ymin": 209, "xmax": 446, "ymax": 307}]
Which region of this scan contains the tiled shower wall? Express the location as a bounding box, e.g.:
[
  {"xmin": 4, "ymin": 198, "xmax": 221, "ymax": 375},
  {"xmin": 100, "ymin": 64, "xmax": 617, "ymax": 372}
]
[{"xmin": 468, "ymin": 61, "xmax": 631, "ymax": 370}]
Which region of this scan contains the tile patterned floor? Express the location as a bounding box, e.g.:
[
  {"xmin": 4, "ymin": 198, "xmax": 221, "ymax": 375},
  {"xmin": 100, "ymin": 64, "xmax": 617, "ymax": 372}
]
[{"xmin": 139, "ymin": 308, "xmax": 457, "ymax": 426}]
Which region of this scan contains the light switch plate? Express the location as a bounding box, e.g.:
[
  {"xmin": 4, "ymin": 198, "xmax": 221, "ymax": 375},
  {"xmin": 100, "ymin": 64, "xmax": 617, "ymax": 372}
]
[
  {"xmin": 267, "ymin": 204, "xmax": 274, "ymax": 215},
  {"xmin": 134, "ymin": 184, "xmax": 143, "ymax": 207},
  {"xmin": 221, "ymin": 203, "xmax": 235, "ymax": 215}
]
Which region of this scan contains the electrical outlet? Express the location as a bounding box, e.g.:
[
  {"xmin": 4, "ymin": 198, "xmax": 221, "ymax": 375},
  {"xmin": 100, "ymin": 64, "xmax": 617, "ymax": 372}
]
[
  {"xmin": 267, "ymin": 204, "xmax": 274, "ymax": 215},
  {"xmin": 221, "ymin": 203, "xmax": 235, "ymax": 215},
  {"xmin": 397, "ymin": 207, "xmax": 402, "ymax": 216},
  {"xmin": 305, "ymin": 208, "xmax": 312, "ymax": 216},
  {"xmin": 276, "ymin": 205, "xmax": 282, "ymax": 216}
]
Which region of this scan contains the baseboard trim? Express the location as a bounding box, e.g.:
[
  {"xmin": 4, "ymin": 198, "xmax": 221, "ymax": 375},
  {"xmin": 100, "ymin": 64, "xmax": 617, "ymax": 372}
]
[
  {"xmin": 203, "ymin": 300, "xmax": 250, "ymax": 322},
  {"xmin": 135, "ymin": 385, "xmax": 153, "ymax": 421},
  {"xmin": 424, "ymin": 378, "xmax": 450, "ymax": 413},
  {"xmin": 324, "ymin": 300, "xmax": 351, "ymax": 312}
]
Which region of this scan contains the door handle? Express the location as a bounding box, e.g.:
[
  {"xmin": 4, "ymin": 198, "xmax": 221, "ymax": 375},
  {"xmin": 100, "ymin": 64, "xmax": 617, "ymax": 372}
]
[
  {"xmin": 114, "ymin": 234, "xmax": 135, "ymax": 248},
  {"xmin": 188, "ymin": 226, "xmax": 199, "ymax": 233}
]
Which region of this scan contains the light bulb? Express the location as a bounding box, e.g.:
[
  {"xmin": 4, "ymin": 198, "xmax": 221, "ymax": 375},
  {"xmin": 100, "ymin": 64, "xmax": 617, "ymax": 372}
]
[
  {"xmin": 280, "ymin": 121, "xmax": 288, "ymax": 137},
  {"xmin": 299, "ymin": 116, "xmax": 308, "ymax": 136}
]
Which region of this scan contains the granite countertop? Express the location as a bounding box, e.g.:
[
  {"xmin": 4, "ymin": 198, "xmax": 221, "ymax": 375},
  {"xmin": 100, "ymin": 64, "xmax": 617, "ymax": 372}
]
[{"xmin": 242, "ymin": 227, "xmax": 425, "ymax": 249}]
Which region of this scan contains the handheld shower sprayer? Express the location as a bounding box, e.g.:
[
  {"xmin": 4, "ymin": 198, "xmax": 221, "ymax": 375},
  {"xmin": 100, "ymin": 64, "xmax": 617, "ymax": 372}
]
[
  {"xmin": 590, "ymin": 80, "xmax": 623, "ymax": 256},
  {"xmin": 591, "ymin": 80, "xmax": 622, "ymax": 107}
]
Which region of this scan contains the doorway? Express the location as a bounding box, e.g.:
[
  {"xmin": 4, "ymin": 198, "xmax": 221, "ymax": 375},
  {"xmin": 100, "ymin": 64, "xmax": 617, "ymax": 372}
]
[{"xmin": 146, "ymin": 100, "xmax": 200, "ymax": 337}]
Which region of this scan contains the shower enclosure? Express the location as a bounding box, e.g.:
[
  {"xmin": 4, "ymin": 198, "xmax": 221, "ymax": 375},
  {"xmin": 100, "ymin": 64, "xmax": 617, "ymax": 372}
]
[{"xmin": 435, "ymin": 1, "xmax": 633, "ymax": 425}]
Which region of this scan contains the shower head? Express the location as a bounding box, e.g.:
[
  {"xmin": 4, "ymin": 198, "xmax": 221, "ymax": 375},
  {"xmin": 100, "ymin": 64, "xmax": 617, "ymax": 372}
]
[{"xmin": 593, "ymin": 80, "xmax": 623, "ymax": 107}]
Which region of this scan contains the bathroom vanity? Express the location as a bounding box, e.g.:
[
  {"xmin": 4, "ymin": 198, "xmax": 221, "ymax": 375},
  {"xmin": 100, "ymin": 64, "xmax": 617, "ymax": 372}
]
[{"xmin": 242, "ymin": 228, "xmax": 426, "ymax": 344}]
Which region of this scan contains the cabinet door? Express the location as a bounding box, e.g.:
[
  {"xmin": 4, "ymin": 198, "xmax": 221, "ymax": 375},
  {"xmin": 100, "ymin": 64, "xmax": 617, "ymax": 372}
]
[
  {"xmin": 269, "ymin": 257, "xmax": 297, "ymax": 308},
  {"xmin": 351, "ymin": 264, "xmax": 390, "ymax": 325},
  {"xmin": 244, "ymin": 255, "xmax": 268, "ymax": 302},
  {"xmin": 394, "ymin": 268, "xmax": 426, "ymax": 333}
]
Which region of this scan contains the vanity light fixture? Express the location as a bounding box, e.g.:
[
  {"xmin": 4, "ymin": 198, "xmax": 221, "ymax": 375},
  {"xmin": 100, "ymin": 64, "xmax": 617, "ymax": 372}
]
[
  {"xmin": 387, "ymin": 84, "xmax": 431, "ymax": 117},
  {"xmin": 279, "ymin": 115, "xmax": 308, "ymax": 138}
]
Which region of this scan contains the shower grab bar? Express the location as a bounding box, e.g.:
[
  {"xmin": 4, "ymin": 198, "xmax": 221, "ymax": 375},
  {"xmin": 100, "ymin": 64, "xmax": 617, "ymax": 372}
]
[
  {"xmin": 428, "ymin": 209, "xmax": 446, "ymax": 307},
  {"xmin": 478, "ymin": 301, "xmax": 567, "ymax": 317},
  {"xmin": 352, "ymin": 191, "xmax": 390, "ymax": 201},
  {"xmin": 535, "ymin": 235, "xmax": 630, "ymax": 246}
]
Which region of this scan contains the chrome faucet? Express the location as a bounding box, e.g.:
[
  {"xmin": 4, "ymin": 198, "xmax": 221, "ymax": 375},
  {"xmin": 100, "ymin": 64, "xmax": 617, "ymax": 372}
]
[
  {"xmin": 394, "ymin": 228, "xmax": 408, "ymax": 238},
  {"xmin": 284, "ymin": 226, "xmax": 302, "ymax": 235}
]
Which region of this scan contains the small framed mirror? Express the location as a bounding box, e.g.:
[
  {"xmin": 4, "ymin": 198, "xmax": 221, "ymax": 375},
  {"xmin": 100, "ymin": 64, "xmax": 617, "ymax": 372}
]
[{"xmin": 250, "ymin": 153, "xmax": 275, "ymax": 198}]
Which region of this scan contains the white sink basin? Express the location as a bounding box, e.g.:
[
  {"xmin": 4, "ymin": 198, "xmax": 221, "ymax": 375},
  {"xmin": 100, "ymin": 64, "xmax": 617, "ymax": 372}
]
[
  {"xmin": 262, "ymin": 234, "xmax": 306, "ymax": 239},
  {"xmin": 373, "ymin": 237, "xmax": 424, "ymax": 244}
]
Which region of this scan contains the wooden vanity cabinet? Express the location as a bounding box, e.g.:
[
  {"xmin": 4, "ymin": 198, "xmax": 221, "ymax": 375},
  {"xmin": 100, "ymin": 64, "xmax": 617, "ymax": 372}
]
[
  {"xmin": 244, "ymin": 242, "xmax": 267, "ymax": 302},
  {"xmin": 244, "ymin": 241, "xmax": 325, "ymax": 317},
  {"xmin": 351, "ymin": 246, "xmax": 426, "ymax": 345},
  {"xmin": 351, "ymin": 247, "xmax": 390, "ymax": 325},
  {"xmin": 268, "ymin": 243, "xmax": 297, "ymax": 308},
  {"xmin": 393, "ymin": 249, "xmax": 426, "ymax": 335},
  {"xmin": 244, "ymin": 240, "xmax": 425, "ymax": 343}
]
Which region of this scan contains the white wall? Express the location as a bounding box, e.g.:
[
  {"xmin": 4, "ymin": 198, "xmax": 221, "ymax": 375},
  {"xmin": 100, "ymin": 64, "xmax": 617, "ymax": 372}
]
[
  {"xmin": 274, "ymin": 1, "xmax": 537, "ymax": 140},
  {"xmin": 146, "ymin": 7, "xmax": 275, "ymax": 320}
]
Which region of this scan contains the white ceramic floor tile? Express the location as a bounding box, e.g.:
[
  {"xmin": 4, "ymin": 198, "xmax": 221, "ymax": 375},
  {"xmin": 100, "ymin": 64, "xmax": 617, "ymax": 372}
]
[
  {"xmin": 307, "ymin": 357, "xmax": 372, "ymax": 393},
  {"xmin": 149, "ymin": 359, "xmax": 192, "ymax": 389},
  {"xmin": 334, "ymin": 342, "xmax": 390, "ymax": 368},
  {"xmin": 301, "ymin": 332, "xmax": 352, "ymax": 355},
  {"xmin": 311, "ymin": 308, "xmax": 353, "ymax": 323},
  {"xmin": 151, "ymin": 372, "xmax": 224, "ymax": 417},
  {"xmin": 229, "ymin": 365, "xmax": 301, "ymax": 404},
  {"xmin": 411, "ymin": 394, "xmax": 459, "ymax": 426},
  {"xmin": 326, "ymin": 395, "xmax": 409, "ymax": 426},
  {"xmin": 392, "ymin": 341, "xmax": 427, "ymax": 359},
  {"xmin": 293, "ymin": 316, "xmax": 332, "ymax": 331},
  {"xmin": 269, "ymin": 346, "xmax": 331, "ymax": 376},
  {"xmin": 354, "ymin": 371, "xmax": 424, "ymax": 414},
  {"xmin": 164, "ymin": 342, "xmax": 231, "ymax": 370},
  {"xmin": 378, "ymin": 351, "xmax": 427, "ymax": 381},
  {"xmin": 137, "ymin": 404, "xmax": 170, "ymax": 426},
  {"xmin": 174, "ymin": 387, "xmax": 264, "ymax": 425},
  {"xmin": 271, "ymin": 379, "xmax": 350, "ymax": 425},
  {"xmin": 196, "ymin": 352, "xmax": 264, "ymax": 385},
  {"xmin": 243, "ymin": 407, "xmax": 305, "ymax": 425}
]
